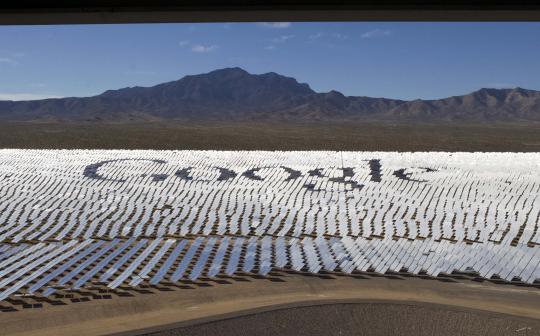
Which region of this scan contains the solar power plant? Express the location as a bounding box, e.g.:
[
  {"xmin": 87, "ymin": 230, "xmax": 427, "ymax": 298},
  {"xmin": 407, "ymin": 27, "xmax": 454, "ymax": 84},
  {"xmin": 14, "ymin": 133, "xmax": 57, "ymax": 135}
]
[{"xmin": 0, "ymin": 149, "xmax": 539, "ymax": 306}]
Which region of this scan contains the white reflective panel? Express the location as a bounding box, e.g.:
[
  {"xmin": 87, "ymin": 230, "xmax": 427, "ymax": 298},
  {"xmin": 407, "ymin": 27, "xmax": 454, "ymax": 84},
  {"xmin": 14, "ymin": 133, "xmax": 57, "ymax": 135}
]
[
  {"xmin": 189, "ymin": 237, "xmax": 217, "ymax": 281},
  {"xmin": 130, "ymin": 239, "xmax": 175, "ymax": 287},
  {"xmin": 258, "ymin": 236, "xmax": 273, "ymax": 275},
  {"xmin": 242, "ymin": 237, "xmax": 258, "ymax": 273},
  {"xmin": 170, "ymin": 237, "xmax": 204, "ymax": 282},
  {"xmin": 150, "ymin": 240, "xmax": 187, "ymax": 285},
  {"xmin": 109, "ymin": 239, "xmax": 163, "ymax": 289},
  {"xmin": 1, "ymin": 240, "xmax": 93, "ymax": 300},
  {"xmin": 225, "ymin": 238, "xmax": 245, "ymax": 276},
  {"xmin": 207, "ymin": 237, "xmax": 230, "ymax": 278},
  {"xmin": 289, "ymin": 239, "xmax": 305, "ymax": 271},
  {"xmin": 69, "ymin": 238, "xmax": 130, "ymax": 292},
  {"xmin": 100, "ymin": 239, "xmax": 147, "ymax": 282},
  {"xmin": 29, "ymin": 240, "xmax": 102, "ymax": 294},
  {"xmin": 0, "ymin": 150, "xmax": 538, "ymax": 301}
]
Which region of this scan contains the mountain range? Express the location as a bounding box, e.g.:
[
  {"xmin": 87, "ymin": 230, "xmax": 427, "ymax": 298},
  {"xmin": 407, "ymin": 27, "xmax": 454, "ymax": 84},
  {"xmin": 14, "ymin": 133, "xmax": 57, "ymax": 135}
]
[{"xmin": 1, "ymin": 67, "xmax": 540, "ymax": 122}]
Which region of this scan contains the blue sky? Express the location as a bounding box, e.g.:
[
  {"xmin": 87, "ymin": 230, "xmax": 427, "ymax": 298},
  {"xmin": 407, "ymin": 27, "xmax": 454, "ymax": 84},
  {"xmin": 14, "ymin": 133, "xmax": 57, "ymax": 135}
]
[{"xmin": 0, "ymin": 22, "xmax": 539, "ymax": 101}]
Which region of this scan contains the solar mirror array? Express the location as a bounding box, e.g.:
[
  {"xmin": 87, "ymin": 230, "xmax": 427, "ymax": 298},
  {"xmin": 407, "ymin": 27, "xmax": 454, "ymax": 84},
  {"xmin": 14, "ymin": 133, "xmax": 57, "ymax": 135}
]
[{"xmin": 0, "ymin": 150, "xmax": 539, "ymax": 304}]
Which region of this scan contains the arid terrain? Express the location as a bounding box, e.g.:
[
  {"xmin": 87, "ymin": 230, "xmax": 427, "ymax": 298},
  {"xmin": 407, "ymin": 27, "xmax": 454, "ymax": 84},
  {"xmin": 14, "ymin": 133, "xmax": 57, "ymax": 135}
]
[
  {"xmin": 1, "ymin": 121, "xmax": 540, "ymax": 151},
  {"xmin": 2, "ymin": 271, "xmax": 540, "ymax": 336},
  {"xmin": 134, "ymin": 302, "xmax": 540, "ymax": 336}
]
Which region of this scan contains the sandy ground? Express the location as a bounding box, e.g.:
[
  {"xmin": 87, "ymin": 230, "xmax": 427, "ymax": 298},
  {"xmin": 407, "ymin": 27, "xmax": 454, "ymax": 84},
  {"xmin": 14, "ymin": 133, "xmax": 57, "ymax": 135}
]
[
  {"xmin": 1, "ymin": 121, "xmax": 540, "ymax": 152},
  {"xmin": 1, "ymin": 273, "xmax": 539, "ymax": 336},
  {"xmin": 131, "ymin": 302, "xmax": 540, "ymax": 336}
]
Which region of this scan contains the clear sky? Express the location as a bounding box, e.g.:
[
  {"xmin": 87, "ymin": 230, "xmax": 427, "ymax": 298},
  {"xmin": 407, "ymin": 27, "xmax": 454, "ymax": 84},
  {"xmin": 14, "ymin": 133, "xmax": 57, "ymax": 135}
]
[{"xmin": 1, "ymin": 22, "xmax": 539, "ymax": 101}]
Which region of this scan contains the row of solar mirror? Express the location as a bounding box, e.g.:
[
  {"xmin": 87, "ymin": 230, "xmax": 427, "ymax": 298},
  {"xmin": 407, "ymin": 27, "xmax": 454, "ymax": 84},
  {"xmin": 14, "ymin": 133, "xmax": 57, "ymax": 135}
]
[{"xmin": 0, "ymin": 235, "xmax": 539, "ymax": 301}]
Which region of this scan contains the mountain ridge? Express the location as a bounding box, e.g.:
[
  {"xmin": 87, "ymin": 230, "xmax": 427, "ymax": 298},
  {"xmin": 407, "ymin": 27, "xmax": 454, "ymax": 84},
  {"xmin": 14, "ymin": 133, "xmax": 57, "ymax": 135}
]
[{"xmin": 1, "ymin": 67, "xmax": 539, "ymax": 122}]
